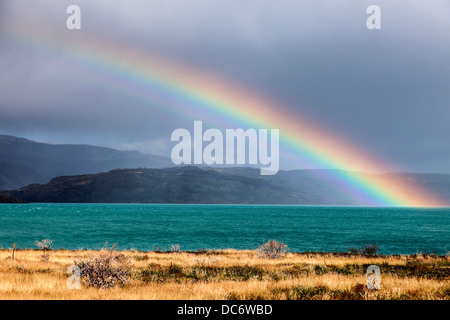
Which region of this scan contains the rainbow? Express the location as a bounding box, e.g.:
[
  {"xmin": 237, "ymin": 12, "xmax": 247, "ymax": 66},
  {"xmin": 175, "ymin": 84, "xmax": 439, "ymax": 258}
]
[{"xmin": 1, "ymin": 25, "xmax": 443, "ymax": 206}]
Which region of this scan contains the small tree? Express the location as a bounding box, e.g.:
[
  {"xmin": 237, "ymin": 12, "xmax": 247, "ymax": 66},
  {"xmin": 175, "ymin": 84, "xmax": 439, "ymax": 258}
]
[
  {"xmin": 257, "ymin": 240, "xmax": 289, "ymax": 259},
  {"xmin": 35, "ymin": 239, "xmax": 53, "ymax": 262}
]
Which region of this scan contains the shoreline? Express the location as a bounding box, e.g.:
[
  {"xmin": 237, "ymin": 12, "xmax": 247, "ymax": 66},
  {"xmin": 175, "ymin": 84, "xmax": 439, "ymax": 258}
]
[
  {"xmin": 2, "ymin": 248, "xmax": 448, "ymax": 258},
  {"xmin": 1, "ymin": 248, "xmax": 448, "ymax": 258}
]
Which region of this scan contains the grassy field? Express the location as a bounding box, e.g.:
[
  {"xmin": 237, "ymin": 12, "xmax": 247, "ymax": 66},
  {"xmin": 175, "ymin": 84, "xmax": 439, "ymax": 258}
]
[{"xmin": 0, "ymin": 248, "xmax": 448, "ymax": 300}]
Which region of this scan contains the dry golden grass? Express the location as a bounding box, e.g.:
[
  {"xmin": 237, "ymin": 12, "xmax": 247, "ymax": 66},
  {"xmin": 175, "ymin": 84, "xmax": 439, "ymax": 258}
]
[{"xmin": 0, "ymin": 249, "xmax": 448, "ymax": 300}]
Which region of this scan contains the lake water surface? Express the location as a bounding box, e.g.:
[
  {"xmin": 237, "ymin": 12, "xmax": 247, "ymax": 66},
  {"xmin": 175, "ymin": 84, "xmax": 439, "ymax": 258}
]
[{"xmin": 0, "ymin": 204, "xmax": 448, "ymax": 254}]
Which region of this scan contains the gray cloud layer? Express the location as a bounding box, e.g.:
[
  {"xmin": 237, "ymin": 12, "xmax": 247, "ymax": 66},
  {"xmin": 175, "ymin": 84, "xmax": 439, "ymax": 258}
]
[{"xmin": 0, "ymin": 0, "xmax": 449, "ymax": 172}]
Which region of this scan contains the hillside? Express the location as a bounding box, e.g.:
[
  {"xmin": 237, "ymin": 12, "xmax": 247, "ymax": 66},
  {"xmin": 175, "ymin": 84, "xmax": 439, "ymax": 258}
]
[
  {"xmin": 0, "ymin": 194, "xmax": 27, "ymax": 203},
  {"xmin": 2, "ymin": 166, "xmax": 450, "ymax": 205},
  {"xmin": 1, "ymin": 167, "xmax": 304, "ymax": 204},
  {"xmin": 0, "ymin": 135, "xmax": 172, "ymax": 190}
]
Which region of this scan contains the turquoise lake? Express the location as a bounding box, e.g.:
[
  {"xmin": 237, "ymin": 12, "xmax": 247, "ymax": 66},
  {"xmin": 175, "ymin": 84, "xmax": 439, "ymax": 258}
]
[{"xmin": 0, "ymin": 203, "xmax": 448, "ymax": 254}]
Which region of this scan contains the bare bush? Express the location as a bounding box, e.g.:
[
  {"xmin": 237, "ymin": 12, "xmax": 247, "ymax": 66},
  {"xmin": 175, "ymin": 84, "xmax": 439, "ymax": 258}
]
[
  {"xmin": 74, "ymin": 243, "xmax": 131, "ymax": 289},
  {"xmin": 35, "ymin": 239, "xmax": 53, "ymax": 262},
  {"xmin": 35, "ymin": 239, "xmax": 53, "ymax": 251},
  {"xmin": 257, "ymin": 240, "xmax": 289, "ymax": 259},
  {"xmin": 347, "ymin": 244, "xmax": 379, "ymax": 257},
  {"xmin": 171, "ymin": 244, "xmax": 181, "ymax": 253}
]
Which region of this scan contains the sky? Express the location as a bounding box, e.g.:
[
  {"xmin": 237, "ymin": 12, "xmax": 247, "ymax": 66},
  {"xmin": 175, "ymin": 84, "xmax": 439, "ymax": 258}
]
[{"xmin": 0, "ymin": 0, "xmax": 449, "ymax": 173}]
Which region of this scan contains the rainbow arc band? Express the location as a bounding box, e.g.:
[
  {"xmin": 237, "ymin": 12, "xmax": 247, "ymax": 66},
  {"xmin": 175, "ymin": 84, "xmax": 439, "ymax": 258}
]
[{"xmin": 1, "ymin": 26, "xmax": 442, "ymax": 207}]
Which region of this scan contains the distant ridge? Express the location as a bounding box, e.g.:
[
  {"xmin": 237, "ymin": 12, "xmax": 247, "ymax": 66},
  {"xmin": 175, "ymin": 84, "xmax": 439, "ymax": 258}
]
[
  {"xmin": 0, "ymin": 135, "xmax": 172, "ymax": 190},
  {"xmin": 0, "ymin": 194, "xmax": 26, "ymax": 203},
  {"xmin": 2, "ymin": 166, "xmax": 449, "ymax": 205}
]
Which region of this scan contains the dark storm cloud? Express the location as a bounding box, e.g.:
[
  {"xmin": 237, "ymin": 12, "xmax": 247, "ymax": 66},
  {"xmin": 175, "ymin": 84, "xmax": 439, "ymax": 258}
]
[{"xmin": 0, "ymin": 0, "xmax": 449, "ymax": 172}]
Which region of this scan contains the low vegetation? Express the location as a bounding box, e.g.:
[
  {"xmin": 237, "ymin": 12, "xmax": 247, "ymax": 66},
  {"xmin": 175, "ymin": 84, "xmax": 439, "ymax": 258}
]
[
  {"xmin": 34, "ymin": 239, "xmax": 54, "ymax": 262},
  {"xmin": 0, "ymin": 247, "xmax": 448, "ymax": 300},
  {"xmin": 74, "ymin": 244, "xmax": 131, "ymax": 289},
  {"xmin": 347, "ymin": 244, "xmax": 379, "ymax": 256},
  {"xmin": 257, "ymin": 240, "xmax": 289, "ymax": 259}
]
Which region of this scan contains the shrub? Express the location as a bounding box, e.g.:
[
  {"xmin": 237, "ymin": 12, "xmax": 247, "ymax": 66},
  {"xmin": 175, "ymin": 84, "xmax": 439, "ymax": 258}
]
[
  {"xmin": 257, "ymin": 240, "xmax": 289, "ymax": 259},
  {"xmin": 362, "ymin": 244, "xmax": 379, "ymax": 256},
  {"xmin": 167, "ymin": 263, "xmax": 183, "ymax": 275},
  {"xmin": 74, "ymin": 243, "xmax": 131, "ymax": 289},
  {"xmin": 34, "ymin": 239, "xmax": 53, "ymax": 251},
  {"xmin": 35, "ymin": 239, "xmax": 54, "ymax": 262},
  {"xmin": 347, "ymin": 244, "xmax": 379, "ymax": 257},
  {"xmin": 290, "ymin": 285, "xmax": 329, "ymax": 300},
  {"xmin": 133, "ymin": 254, "xmax": 149, "ymax": 261},
  {"xmin": 171, "ymin": 244, "xmax": 181, "ymax": 253},
  {"xmin": 347, "ymin": 247, "xmax": 360, "ymax": 255}
]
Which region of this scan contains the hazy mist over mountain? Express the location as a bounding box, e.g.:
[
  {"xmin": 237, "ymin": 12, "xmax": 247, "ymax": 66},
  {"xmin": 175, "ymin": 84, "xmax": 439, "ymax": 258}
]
[{"xmin": 0, "ymin": 135, "xmax": 172, "ymax": 190}]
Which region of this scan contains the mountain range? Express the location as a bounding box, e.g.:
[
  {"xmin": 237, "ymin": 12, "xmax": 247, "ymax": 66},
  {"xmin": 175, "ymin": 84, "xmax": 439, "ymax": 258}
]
[
  {"xmin": 0, "ymin": 135, "xmax": 449, "ymax": 205},
  {"xmin": 0, "ymin": 135, "xmax": 172, "ymax": 190},
  {"xmin": 1, "ymin": 166, "xmax": 449, "ymax": 205}
]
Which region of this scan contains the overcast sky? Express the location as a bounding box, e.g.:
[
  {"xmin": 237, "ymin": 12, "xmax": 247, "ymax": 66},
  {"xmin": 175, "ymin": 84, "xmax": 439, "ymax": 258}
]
[{"xmin": 0, "ymin": 0, "xmax": 449, "ymax": 173}]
